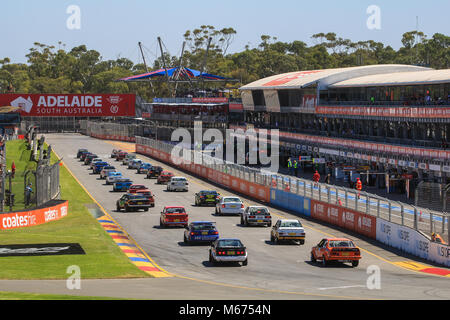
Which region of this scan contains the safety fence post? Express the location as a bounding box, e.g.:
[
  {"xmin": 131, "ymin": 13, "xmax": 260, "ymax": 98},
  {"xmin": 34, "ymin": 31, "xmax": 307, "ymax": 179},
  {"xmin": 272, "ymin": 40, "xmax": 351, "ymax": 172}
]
[
  {"xmin": 327, "ymin": 186, "xmax": 331, "ymax": 204},
  {"xmin": 400, "ymin": 204, "xmax": 404, "ymax": 226},
  {"xmin": 377, "ymin": 199, "xmax": 380, "ymax": 218},
  {"xmin": 345, "ymin": 190, "xmax": 348, "ymax": 208},
  {"xmin": 388, "ymin": 202, "xmax": 392, "ymax": 222},
  {"xmin": 441, "ymin": 212, "xmax": 445, "ymax": 235},
  {"xmin": 318, "ymin": 184, "xmax": 321, "ymax": 201},
  {"xmin": 430, "ymin": 211, "xmax": 433, "ymax": 235},
  {"xmin": 303, "ymin": 180, "xmax": 306, "ymax": 197},
  {"xmin": 355, "ymin": 192, "xmax": 358, "ymax": 211},
  {"xmin": 414, "ymin": 207, "xmax": 418, "ymax": 230},
  {"xmin": 366, "ymin": 195, "xmax": 370, "ymax": 215}
]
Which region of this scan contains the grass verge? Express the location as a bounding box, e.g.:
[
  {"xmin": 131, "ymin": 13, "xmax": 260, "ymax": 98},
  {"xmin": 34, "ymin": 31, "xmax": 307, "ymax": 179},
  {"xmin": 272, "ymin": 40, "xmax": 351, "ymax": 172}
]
[{"xmin": 0, "ymin": 139, "xmax": 149, "ymax": 280}]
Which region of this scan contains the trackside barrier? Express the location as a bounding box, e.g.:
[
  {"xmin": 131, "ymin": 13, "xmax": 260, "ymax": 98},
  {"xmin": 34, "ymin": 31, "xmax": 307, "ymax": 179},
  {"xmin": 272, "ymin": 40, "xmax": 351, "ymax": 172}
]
[
  {"xmin": 132, "ymin": 136, "xmax": 449, "ymax": 268},
  {"xmin": 86, "ymin": 121, "xmax": 136, "ymax": 143},
  {"xmin": 0, "ymin": 200, "xmax": 68, "ymax": 230}
]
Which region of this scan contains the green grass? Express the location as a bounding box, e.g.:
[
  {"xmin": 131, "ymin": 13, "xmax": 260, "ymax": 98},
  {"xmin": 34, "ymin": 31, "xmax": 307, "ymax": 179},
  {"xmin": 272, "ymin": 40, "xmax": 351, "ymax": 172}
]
[
  {"xmin": 0, "ymin": 291, "xmax": 127, "ymax": 300},
  {"xmin": 0, "ymin": 139, "xmax": 150, "ymax": 280}
]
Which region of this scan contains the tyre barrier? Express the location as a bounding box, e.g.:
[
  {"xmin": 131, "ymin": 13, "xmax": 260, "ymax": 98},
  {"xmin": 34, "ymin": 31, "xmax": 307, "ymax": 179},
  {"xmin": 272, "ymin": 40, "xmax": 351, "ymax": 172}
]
[{"xmin": 0, "ymin": 200, "xmax": 68, "ymax": 230}]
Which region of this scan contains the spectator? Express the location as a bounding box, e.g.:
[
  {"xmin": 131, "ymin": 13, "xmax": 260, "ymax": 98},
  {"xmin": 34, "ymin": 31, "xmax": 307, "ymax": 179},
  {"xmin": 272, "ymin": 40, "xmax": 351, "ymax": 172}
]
[
  {"xmin": 313, "ymin": 170, "xmax": 320, "ymax": 187},
  {"xmin": 325, "ymin": 173, "xmax": 331, "ymax": 184},
  {"xmin": 25, "ymin": 183, "xmax": 33, "ymax": 206}
]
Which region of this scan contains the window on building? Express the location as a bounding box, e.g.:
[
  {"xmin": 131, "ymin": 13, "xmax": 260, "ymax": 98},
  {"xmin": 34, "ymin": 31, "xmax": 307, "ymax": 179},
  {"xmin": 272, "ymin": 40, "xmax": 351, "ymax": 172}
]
[{"xmin": 252, "ymin": 90, "xmax": 266, "ymax": 106}]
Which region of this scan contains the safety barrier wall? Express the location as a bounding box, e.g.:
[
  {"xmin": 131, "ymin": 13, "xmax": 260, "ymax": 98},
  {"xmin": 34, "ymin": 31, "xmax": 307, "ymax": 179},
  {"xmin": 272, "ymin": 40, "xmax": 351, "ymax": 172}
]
[
  {"xmin": 0, "ymin": 200, "xmax": 68, "ymax": 230},
  {"xmin": 90, "ymin": 132, "xmax": 136, "ymax": 142},
  {"xmin": 377, "ymin": 218, "xmax": 450, "ymax": 267},
  {"xmin": 134, "ymin": 136, "xmax": 449, "ymax": 268}
]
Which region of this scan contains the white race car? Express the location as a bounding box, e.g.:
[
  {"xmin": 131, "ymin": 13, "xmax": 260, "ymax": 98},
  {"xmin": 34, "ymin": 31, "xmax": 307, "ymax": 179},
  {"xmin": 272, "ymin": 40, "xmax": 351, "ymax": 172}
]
[{"xmin": 215, "ymin": 196, "xmax": 244, "ymax": 216}]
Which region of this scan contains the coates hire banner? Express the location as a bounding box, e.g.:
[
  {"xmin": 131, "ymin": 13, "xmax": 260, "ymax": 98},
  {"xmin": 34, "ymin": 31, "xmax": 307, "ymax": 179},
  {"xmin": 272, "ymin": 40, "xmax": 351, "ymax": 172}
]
[
  {"xmin": 0, "ymin": 94, "xmax": 135, "ymax": 117},
  {"xmin": 0, "ymin": 201, "xmax": 68, "ymax": 230}
]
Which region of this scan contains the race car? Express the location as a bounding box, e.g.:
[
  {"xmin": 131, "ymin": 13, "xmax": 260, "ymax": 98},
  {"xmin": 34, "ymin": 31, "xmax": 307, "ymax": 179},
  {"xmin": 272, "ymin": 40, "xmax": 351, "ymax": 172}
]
[
  {"xmin": 113, "ymin": 178, "xmax": 133, "ymax": 192},
  {"xmin": 270, "ymin": 219, "xmax": 305, "ymax": 245},
  {"xmin": 146, "ymin": 166, "xmax": 163, "ymax": 179},
  {"xmin": 215, "ymin": 196, "xmax": 244, "ymax": 216},
  {"xmin": 128, "ymin": 159, "xmax": 143, "ymax": 169},
  {"xmin": 241, "ymin": 206, "xmax": 272, "ymax": 227},
  {"xmin": 111, "ymin": 149, "xmax": 123, "ymax": 159},
  {"xmin": 166, "ymin": 176, "xmax": 189, "ymax": 192},
  {"xmin": 209, "ymin": 238, "xmax": 248, "ymax": 266},
  {"xmin": 89, "ymin": 158, "xmax": 103, "ymax": 169},
  {"xmin": 100, "ymin": 165, "xmax": 116, "ymax": 179},
  {"xmin": 122, "ymin": 154, "xmax": 136, "ymax": 165},
  {"xmin": 106, "ymin": 171, "xmax": 122, "ymax": 185},
  {"xmin": 84, "ymin": 154, "xmax": 98, "ymax": 165},
  {"xmin": 116, "ymin": 151, "xmax": 128, "ymax": 161},
  {"xmin": 157, "ymin": 171, "xmax": 174, "ymax": 184},
  {"xmin": 92, "ymin": 161, "xmax": 109, "ymax": 174},
  {"xmin": 311, "ymin": 238, "xmax": 361, "ymax": 267},
  {"xmin": 77, "ymin": 149, "xmax": 88, "ymax": 158},
  {"xmin": 80, "ymin": 151, "xmax": 92, "ymax": 161},
  {"xmin": 159, "ymin": 206, "xmax": 188, "ymax": 228},
  {"xmin": 135, "ymin": 189, "xmax": 155, "ymax": 207},
  {"xmin": 116, "ymin": 193, "xmax": 151, "ymax": 212},
  {"xmin": 128, "ymin": 184, "xmax": 147, "ymax": 193},
  {"xmin": 137, "ymin": 163, "xmax": 152, "ymax": 174},
  {"xmin": 194, "ymin": 190, "xmax": 221, "ymax": 206},
  {"xmin": 184, "ymin": 221, "xmax": 219, "ymax": 244}
]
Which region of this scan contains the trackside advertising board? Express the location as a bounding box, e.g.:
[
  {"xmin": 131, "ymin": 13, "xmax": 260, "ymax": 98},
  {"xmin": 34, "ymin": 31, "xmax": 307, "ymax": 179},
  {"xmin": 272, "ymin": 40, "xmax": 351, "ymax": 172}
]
[
  {"xmin": 0, "ymin": 201, "xmax": 68, "ymax": 230},
  {"xmin": 0, "ymin": 94, "xmax": 135, "ymax": 117},
  {"xmin": 376, "ymin": 218, "xmax": 450, "ymax": 267}
]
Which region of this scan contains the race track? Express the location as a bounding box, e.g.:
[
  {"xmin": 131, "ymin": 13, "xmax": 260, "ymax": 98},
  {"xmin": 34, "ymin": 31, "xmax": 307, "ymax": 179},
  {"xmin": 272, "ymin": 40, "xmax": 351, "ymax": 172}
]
[{"xmin": 13, "ymin": 133, "xmax": 446, "ymax": 300}]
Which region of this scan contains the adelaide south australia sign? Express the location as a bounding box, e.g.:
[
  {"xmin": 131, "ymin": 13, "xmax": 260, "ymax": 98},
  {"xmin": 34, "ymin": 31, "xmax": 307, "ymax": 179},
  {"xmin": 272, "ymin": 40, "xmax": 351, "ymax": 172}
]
[{"xmin": 0, "ymin": 94, "xmax": 136, "ymax": 117}]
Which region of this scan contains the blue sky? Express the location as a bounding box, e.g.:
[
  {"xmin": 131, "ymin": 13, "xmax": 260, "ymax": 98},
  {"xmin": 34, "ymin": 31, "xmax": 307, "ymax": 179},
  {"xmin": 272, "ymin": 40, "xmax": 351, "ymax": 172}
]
[{"xmin": 1, "ymin": 0, "xmax": 449, "ymax": 64}]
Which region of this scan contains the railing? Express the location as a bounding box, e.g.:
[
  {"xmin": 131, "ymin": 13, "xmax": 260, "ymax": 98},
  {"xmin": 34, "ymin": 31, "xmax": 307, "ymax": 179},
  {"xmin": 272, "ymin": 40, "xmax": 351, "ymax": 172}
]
[{"xmin": 136, "ymin": 135, "xmax": 449, "ymax": 244}]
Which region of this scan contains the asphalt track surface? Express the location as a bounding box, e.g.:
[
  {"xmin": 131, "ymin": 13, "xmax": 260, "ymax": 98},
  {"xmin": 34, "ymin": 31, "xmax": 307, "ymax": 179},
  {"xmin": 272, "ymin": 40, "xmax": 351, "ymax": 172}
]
[{"xmin": 3, "ymin": 133, "xmax": 449, "ymax": 300}]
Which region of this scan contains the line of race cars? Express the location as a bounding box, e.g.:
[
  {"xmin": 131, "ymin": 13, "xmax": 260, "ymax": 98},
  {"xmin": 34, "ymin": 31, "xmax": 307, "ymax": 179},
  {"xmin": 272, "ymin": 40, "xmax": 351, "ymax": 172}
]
[{"xmin": 76, "ymin": 148, "xmax": 362, "ymax": 268}]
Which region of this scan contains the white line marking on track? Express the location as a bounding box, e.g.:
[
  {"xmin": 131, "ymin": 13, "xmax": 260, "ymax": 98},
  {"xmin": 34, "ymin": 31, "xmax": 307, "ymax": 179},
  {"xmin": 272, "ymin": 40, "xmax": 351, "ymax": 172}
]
[{"xmin": 318, "ymin": 285, "xmax": 366, "ymax": 291}]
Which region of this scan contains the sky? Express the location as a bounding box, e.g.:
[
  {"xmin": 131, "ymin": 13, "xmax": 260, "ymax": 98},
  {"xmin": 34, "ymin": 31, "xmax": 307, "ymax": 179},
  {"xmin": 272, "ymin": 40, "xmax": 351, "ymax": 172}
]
[{"xmin": 1, "ymin": 0, "xmax": 449, "ymax": 65}]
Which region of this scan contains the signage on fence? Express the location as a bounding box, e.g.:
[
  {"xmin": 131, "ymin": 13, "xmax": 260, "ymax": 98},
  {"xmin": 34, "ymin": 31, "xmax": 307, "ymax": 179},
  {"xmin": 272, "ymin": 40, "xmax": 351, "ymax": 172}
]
[
  {"xmin": 0, "ymin": 200, "xmax": 68, "ymax": 230},
  {"xmin": 0, "ymin": 94, "xmax": 136, "ymax": 117},
  {"xmin": 192, "ymin": 97, "xmax": 228, "ymax": 103}
]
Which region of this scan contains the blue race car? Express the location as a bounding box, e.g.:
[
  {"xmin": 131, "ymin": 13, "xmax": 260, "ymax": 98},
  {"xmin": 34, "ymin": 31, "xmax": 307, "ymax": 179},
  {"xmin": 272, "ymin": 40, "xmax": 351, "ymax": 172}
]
[
  {"xmin": 92, "ymin": 161, "xmax": 109, "ymax": 174},
  {"xmin": 183, "ymin": 221, "xmax": 219, "ymax": 245},
  {"xmin": 113, "ymin": 178, "xmax": 133, "ymax": 192},
  {"xmin": 137, "ymin": 163, "xmax": 152, "ymax": 174}
]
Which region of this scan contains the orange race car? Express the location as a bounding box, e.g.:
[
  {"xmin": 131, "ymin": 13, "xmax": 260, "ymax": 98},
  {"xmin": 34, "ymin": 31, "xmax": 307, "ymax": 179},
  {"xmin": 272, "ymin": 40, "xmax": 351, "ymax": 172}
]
[{"xmin": 310, "ymin": 238, "xmax": 361, "ymax": 267}]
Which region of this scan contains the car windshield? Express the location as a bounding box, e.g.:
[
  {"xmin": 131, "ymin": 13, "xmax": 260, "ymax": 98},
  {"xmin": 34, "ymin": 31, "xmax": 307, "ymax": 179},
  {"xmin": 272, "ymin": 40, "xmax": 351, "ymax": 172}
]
[
  {"xmin": 249, "ymin": 207, "xmax": 268, "ymax": 214},
  {"xmin": 328, "ymin": 240, "xmax": 355, "ymax": 248},
  {"xmin": 224, "ymin": 198, "xmax": 240, "ymax": 203},
  {"xmin": 172, "ymin": 178, "xmax": 186, "ymax": 181},
  {"xmin": 166, "ymin": 208, "xmax": 185, "ymax": 214},
  {"xmin": 280, "ymin": 221, "xmax": 302, "ymax": 228},
  {"xmin": 218, "ymin": 239, "xmax": 242, "ymax": 247},
  {"xmin": 201, "ymin": 191, "xmax": 218, "ymax": 195},
  {"xmin": 192, "ymin": 224, "xmax": 215, "ymax": 231},
  {"xmin": 132, "ymin": 185, "xmax": 145, "ymax": 189},
  {"xmin": 129, "ymin": 195, "xmax": 145, "ymax": 200}
]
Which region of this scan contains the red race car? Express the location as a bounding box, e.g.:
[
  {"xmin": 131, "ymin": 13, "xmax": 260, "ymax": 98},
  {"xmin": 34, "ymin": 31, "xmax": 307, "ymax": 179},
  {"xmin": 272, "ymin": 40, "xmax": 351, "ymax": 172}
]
[
  {"xmin": 157, "ymin": 171, "xmax": 174, "ymax": 184},
  {"xmin": 135, "ymin": 189, "xmax": 155, "ymax": 207},
  {"xmin": 311, "ymin": 238, "xmax": 361, "ymax": 267},
  {"xmin": 160, "ymin": 206, "xmax": 188, "ymax": 228},
  {"xmin": 116, "ymin": 151, "xmax": 128, "ymax": 161},
  {"xmin": 128, "ymin": 184, "xmax": 147, "ymax": 194}
]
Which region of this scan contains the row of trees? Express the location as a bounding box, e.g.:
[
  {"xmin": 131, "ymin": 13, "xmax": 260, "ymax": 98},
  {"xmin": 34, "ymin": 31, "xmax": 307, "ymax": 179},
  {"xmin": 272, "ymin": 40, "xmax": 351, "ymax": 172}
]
[{"xmin": 0, "ymin": 26, "xmax": 448, "ymax": 100}]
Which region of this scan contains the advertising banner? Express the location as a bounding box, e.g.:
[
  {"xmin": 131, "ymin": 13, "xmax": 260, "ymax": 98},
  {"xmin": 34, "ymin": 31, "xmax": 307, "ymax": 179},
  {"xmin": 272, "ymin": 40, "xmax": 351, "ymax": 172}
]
[
  {"xmin": 0, "ymin": 94, "xmax": 135, "ymax": 117},
  {"xmin": 0, "ymin": 200, "xmax": 68, "ymax": 230}
]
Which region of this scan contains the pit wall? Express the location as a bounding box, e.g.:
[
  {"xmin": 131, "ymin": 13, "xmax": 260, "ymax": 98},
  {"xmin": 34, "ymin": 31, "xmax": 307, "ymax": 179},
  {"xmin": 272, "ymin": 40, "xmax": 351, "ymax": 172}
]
[
  {"xmin": 0, "ymin": 200, "xmax": 68, "ymax": 230},
  {"xmin": 135, "ymin": 143, "xmax": 450, "ymax": 268}
]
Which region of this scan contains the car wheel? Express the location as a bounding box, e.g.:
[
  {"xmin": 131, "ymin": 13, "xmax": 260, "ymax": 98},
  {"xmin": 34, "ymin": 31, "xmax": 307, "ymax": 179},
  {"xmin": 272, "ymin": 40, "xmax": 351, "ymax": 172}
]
[
  {"xmin": 270, "ymin": 233, "xmax": 275, "ymax": 242},
  {"xmin": 322, "ymin": 256, "xmax": 327, "ymax": 267},
  {"xmin": 125, "ymin": 205, "xmax": 129, "ymax": 212},
  {"xmin": 215, "ymin": 207, "xmax": 218, "ymax": 214},
  {"xmin": 242, "ymin": 259, "xmax": 248, "ymax": 266},
  {"xmin": 159, "ymin": 220, "xmax": 164, "ymax": 228},
  {"xmin": 184, "ymin": 234, "xmax": 188, "ymax": 244},
  {"xmin": 352, "ymin": 260, "xmax": 359, "ymax": 268},
  {"xmin": 299, "ymin": 240, "xmax": 305, "ymax": 245},
  {"xmin": 116, "ymin": 204, "xmax": 121, "ymax": 212},
  {"xmin": 144, "ymin": 208, "xmax": 149, "ymax": 212},
  {"xmin": 274, "ymin": 236, "xmax": 279, "ymax": 244},
  {"xmin": 311, "ymin": 252, "xmax": 316, "ymax": 263},
  {"xmin": 240, "ymin": 215, "xmax": 244, "ymax": 225},
  {"xmin": 209, "ymin": 252, "xmax": 215, "ymax": 264}
]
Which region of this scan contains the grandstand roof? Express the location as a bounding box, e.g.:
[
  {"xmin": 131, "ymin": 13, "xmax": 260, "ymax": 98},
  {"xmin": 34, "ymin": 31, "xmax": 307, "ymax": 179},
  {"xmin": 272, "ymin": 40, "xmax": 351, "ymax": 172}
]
[
  {"xmin": 239, "ymin": 64, "xmax": 431, "ymax": 91},
  {"xmin": 330, "ymin": 69, "xmax": 450, "ymax": 88}
]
